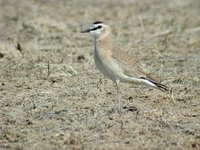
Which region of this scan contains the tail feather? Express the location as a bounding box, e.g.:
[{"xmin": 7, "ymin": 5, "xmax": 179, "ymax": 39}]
[{"xmin": 139, "ymin": 77, "xmax": 169, "ymax": 92}]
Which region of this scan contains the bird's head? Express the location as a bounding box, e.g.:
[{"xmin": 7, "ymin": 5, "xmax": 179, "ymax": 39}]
[{"xmin": 81, "ymin": 21, "xmax": 109, "ymax": 39}]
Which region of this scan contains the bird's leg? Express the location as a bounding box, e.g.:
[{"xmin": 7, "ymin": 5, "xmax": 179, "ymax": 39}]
[{"xmin": 116, "ymin": 79, "xmax": 121, "ymax": 113}]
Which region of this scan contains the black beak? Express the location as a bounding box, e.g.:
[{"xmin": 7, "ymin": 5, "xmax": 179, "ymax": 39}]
[{"xmin": 81, "ymin": 28, "xmax": 92, "ymax": 33}]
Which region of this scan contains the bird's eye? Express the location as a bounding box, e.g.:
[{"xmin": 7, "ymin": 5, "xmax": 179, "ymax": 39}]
[{"xmin": 98, "ymin": 25, "xmax": 102, "ymax": 29}]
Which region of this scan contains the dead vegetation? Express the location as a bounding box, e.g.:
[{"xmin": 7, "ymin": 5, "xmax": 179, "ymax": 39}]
[{"xmin": 0, "ymin": 0, "xmax": 200, "ymax": 149}]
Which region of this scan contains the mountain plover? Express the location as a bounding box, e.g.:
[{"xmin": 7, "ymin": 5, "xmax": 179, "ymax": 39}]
[{"xmin": 81, "ymin": 21, "xmax": 169, "ymax": 111}]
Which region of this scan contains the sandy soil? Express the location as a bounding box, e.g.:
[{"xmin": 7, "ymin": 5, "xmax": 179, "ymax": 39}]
[{"xmin": 0, "ymin": 0, "xmax": 200, "ymax": 149}]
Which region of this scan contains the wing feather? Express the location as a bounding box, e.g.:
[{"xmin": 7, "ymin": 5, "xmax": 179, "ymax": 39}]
[
  {"xmin": 112, "ymin": 48, "xmax": 169, "ymax": 91},
  {"xmin": 112, "ymin": 48, "xmax": 156, "ymax": 80}
]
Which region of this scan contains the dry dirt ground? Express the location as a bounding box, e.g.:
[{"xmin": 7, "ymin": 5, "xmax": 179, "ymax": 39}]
[{"xmin": 0, "ymin": 0, "xmax": 200, "ymax": 149}]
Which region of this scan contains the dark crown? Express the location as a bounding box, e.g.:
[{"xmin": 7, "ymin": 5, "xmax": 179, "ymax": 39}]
[{"xmin": 93, "ymin": 21, "xmax": 103, "ymax": 25}]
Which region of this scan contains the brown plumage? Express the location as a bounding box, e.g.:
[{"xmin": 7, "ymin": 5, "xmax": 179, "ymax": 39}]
[
  {"xmin": 85, "ymin": 22, "xmax": 168, "ymax": 91},
  {"xmin": 82, "ymin": 21, "xmax": 170, "ymax": 111}
]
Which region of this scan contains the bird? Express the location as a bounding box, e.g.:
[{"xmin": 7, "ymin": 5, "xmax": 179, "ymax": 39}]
[{"xmin": 81, "ymin": 21, "xmax": 169, "ymax": 112}]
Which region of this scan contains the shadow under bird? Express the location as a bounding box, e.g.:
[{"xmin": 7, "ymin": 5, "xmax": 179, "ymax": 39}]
[{"xmin": 81, "ymin": 21, "xmax": 169, "ymax": 111}]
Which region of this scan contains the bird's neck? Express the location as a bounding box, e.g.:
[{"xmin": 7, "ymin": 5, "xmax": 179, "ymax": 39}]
[{"xmin": 94, "ymin": 33, "xmax": 113, "ymax": 58}]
